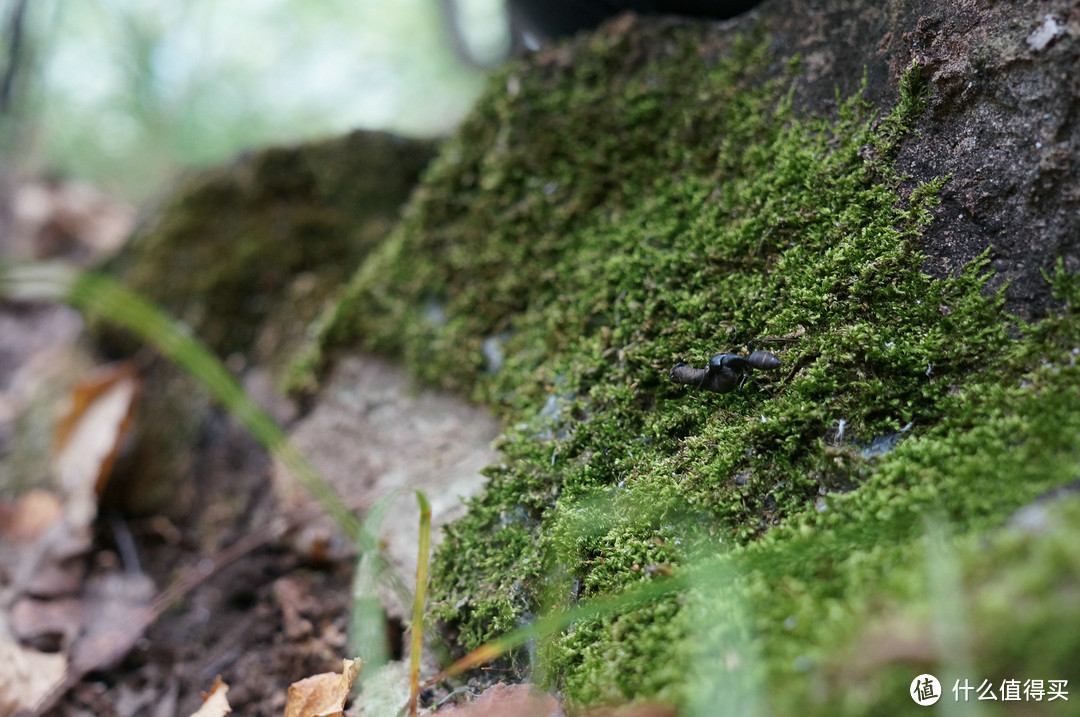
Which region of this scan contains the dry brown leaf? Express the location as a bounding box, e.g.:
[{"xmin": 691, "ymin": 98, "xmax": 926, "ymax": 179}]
[
  {"xmin": 10, "ymin": 178, "xmax": 134, "ymax": 260},
  {"xmin": 0, "ymin": 624, "xmax": 68, "ymax": 715},
  {"xmin": 284, "ymin": 658, "xmax": 363, "ymax": 717},
  {"xmin": 189, "ymin": 676, "xmax": 232, "ymax": 717},
  {"xmin": 0, "ymin": 489, "xmax": 89, "ymax": 602},
  {"xmin": 0, "ymin": 489, "xmax": 75, "ymax": 602},
  {"xmin": 0, "ymin": 489, "xmax": 64, "ymax": 542},
  {"xmin": 53, "ymin": 361, "xmax": 140, "ymax": 516}
]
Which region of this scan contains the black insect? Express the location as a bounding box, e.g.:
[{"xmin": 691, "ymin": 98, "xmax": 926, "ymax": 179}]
[{"xmin": 670, "ymin": 339, "xmax": 795, "ymax": 394}]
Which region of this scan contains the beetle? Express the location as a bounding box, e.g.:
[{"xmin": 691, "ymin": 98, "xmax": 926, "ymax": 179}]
[{"xmin": 670, "ymin": 339, "xmax": 795, "ymax": 394}]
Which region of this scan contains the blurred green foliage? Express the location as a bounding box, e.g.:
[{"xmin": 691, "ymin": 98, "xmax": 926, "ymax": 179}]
[{"xmin": 3, "ymin": 0, "xmax": 505, "ymax": 200}]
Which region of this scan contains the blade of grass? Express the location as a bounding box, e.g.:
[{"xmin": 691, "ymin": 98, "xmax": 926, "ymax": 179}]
[{"xmin": 409, "ymin": 490, "xmax": 432, "ymax": 717}]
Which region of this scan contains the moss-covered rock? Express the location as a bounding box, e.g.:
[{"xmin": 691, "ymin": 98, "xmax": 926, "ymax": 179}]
[
  {"xmin": 298, "ymin": 3, "xmax": 1079, "ymax": 713},
  {"xmin": 106, "ymin": 130, "xmax": 437, "ymax": 376}
]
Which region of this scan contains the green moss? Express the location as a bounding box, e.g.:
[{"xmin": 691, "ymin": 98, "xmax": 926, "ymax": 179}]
[
  {"xmin": 106, "ymin": 130, "xmax": 435, "ymax": 376},
  {"xmin": 807, "ymin": 496, "xmax": 1080, "ymax": 716},
  {"xmin": 304, "ymin": 23, "xmax": 1078, "ymax": 714}
]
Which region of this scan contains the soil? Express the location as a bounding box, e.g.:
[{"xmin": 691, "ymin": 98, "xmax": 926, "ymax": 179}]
[
  {"xmin": 13, "ymin": 356, "xmax": 501, "ymax": 716},
  {"xmin": 49, "ymin": 410, "xmax": 357, "ymax": 717}
]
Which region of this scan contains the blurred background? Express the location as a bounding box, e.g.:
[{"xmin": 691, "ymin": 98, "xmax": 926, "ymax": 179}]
[{"xmin": 0, "ymin": 0, "xmax": 509, "ymax": 203}]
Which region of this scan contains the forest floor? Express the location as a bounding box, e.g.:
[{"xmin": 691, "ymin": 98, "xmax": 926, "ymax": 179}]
[{"xmin": 0, "ymin": 177, "xmax": 417, "ymax": 717}]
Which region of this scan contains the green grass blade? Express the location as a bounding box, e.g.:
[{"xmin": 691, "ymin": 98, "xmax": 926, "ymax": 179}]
[{"xmin": 409, "ymin": 490, "xmax": 432, "ymax": 716}]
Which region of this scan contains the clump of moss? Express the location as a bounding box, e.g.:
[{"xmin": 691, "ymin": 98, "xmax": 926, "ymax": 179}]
[
  {"xmin": 308, "ymin": 22, "xmax": 1079, "ymax": 713},
  {"xmin": 106, "ymin": 130, "xmax": 435, "ymax": 374}
]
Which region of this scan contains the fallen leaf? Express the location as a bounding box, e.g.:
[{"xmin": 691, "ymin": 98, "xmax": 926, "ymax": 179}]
[
  {"xmin": 0, "ymin": 623, "xmax": 68, "ymax": 715},
  {"xmin": 0, "ymin": 491, "xmax": 88, "ymax": 601},
  {"xmin": 53, "ymin": 361, "xmax": 140, "ymax": 522},
  {"xmin": 11, "ymin": 178, "xmax": 134, "ymax": 261},
  {"xmin": 0, "ymin": 489, "xmax": 63, "ymax": 542},
  {"xmin": 189, "ymin": 676, "xmax": 232, "ymax": 717},
  {"xmin": 284, "ymin": 658, "xmax": 363, "ymax": 717},
  {"xmin": 21, "ymin": 551, "xmax": 87, "ymax": 599},
  {"xmin": 10, "ymin": 595, "xmax": 83, "ymax": 652},
  {"xmin": 0, "ymin": 489, "xmax": 79, "ymax": 599}
]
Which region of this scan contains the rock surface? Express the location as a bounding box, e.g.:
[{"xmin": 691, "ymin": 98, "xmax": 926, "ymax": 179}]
[{"xmin": 274, "ymin": 355, "xmax": 499, "ymax": 620}]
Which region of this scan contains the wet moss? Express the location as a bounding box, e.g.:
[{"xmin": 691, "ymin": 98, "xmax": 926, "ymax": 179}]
[{"xmin": 304, "ymin": 22, "xmax": 1077, "ymax": 714}]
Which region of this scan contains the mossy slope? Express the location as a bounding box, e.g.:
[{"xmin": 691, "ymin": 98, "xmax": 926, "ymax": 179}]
[{"xmin": 310, "ymin": 21, "xmax": 1080, "ymax": 713}]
